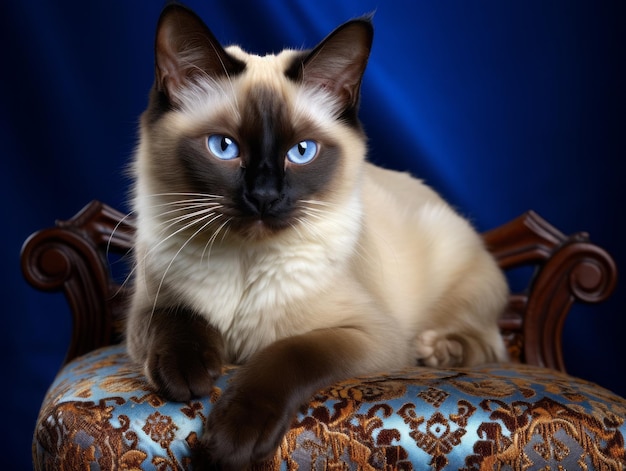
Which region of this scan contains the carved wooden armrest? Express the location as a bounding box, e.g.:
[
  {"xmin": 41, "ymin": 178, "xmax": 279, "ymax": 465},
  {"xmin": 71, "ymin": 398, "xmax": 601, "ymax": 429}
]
[
  {"xmin": 21, "ymin": 201, "xmax": 618, "ymax": 371},
  {"xmin": 21, "ymin": 201, "xmax": 134, "ymax": 364},
  {"xmin": 485, "ymin": 210, "xmax": 618, "ymax": 371}
]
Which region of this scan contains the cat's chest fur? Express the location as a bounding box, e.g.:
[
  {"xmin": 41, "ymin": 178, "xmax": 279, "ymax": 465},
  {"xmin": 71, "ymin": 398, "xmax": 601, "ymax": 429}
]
[
  {"xmin": 137, "ymin": 197, "xmax": 362, "ymax": 362},
  {"xmin": 176, "ymin": 244, "xmax": 333, "ymax": 360}
]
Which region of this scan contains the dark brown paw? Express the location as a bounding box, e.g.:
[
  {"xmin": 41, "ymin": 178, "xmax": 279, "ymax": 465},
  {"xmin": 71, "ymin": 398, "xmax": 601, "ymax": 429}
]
[
  {"xmin": 194, "ymin": 384, "xmax": 291, "ymax": 469},
  {"xmin": 143, "ymin": 308, "xmax": 225, "ymax": 401},
  {"xmin": 147, "ymin": 341, "xmax": 222, "ymax": 401}
]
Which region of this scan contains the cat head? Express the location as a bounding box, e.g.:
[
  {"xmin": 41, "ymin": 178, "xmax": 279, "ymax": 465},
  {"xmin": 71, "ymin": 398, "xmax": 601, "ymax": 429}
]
[{"xmin": 133, "ymin": 4, "xmax": 373, "ymax": 243}]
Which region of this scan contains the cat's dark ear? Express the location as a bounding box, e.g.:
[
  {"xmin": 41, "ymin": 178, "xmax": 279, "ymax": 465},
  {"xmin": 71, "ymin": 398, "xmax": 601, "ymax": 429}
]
[
  {"xmin": 291, "ymin": 18, "xmax": 373, "ymax": 112},
  {"xmin": 154, "ymin": 4, "xmax": 245, "ymax": 104}
]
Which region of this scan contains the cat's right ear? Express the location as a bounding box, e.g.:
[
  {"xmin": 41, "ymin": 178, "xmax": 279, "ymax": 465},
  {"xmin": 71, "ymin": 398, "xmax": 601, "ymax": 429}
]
[{"xmin": 154, "ymin": 5, "xmax": 245, "ymax": 104}]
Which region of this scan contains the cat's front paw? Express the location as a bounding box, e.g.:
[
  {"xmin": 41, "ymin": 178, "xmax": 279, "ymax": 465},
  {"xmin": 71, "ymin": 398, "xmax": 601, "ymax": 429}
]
[
  {"xmin": 143, "ymin": 310, "xmax": 225, "ymax": 402},
  {"xmin": 414, "ymin": 330, "xmax": 463, "ymax": 367},
  {"xmin": 146, "ymin": 340, "xmax": 222, "ymax": 402},
  {"xmin": 193, "ymin": 385, "xmax": 290, "ymax": 470}
]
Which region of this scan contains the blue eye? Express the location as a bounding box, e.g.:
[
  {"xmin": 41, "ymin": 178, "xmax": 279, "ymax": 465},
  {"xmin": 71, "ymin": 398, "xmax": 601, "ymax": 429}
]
[
  {"xmin": 286, "ymin": 140, "xmax": 318, "ymax": 165},
  {"xmin": 207, "ymin": 135, "xmax": 239, "ymax": 160}
]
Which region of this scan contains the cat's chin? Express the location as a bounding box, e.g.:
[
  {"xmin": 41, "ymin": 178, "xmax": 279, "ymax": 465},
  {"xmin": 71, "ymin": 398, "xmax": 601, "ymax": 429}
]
[{"xmin": 235, "ymin": 217, "xmax": 291, "ymax": 240}]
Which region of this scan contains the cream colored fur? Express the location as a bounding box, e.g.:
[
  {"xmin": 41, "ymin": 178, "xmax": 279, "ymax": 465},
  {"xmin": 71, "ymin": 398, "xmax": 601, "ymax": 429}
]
[{"xmin": 127, "ymin": 44, "xmax": 508, "ymax": 376}]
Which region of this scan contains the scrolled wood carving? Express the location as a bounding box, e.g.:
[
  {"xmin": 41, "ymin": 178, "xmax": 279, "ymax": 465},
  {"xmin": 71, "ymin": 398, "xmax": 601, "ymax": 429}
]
[{"xmin": 21, "ymin": 202, "xmax": 134, "ymax": 363}]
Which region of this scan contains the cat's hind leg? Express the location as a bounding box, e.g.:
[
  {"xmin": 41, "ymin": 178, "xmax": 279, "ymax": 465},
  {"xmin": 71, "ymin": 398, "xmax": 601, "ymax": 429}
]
[
  {"xmin": 414, "ymin": 328, "xmax": 508, "ymax": 367},
  {"xmin": 414, "ymin": 330, "xmax": 464, "ymax": 367}
]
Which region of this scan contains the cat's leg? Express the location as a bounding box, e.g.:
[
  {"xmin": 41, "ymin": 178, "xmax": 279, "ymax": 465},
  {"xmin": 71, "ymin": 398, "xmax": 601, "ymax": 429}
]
[
  {"xmin": 128, "ymin": 305, "xmax": 225, "ymax": 401},
  {"xmin": 414, "ymin": 327, "xmax": 507, "ymax": 367},
  {"xmin": 414, "ymin": 330, "xmax": 464, "ymax": 367},
  {"xmin": 194, "ymin": 325, "xmax": 402, "ymax": 470}
]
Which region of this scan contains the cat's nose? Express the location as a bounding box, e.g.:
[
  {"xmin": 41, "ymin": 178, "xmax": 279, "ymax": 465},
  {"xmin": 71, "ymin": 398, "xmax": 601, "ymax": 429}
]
[{"xmin": 245, "ymin": 187, "xmax": 282, "ymax": 215}]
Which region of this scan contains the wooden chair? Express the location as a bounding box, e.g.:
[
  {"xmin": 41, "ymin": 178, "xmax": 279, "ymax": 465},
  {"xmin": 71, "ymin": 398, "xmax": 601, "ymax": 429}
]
[{"xmin": 23, "ymin": 200, "xmax": 626, "ymax": 470}]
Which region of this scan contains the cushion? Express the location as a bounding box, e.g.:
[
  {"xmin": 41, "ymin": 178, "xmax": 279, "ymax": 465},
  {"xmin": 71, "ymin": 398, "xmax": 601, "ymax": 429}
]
[{"xmin": 33, "ymin": 345, "xmax": 626, "ymax": 470}]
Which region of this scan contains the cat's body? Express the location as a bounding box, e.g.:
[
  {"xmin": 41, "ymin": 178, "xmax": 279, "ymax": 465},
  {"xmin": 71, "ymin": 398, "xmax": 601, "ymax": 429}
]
[{"xmin": 126, "ymin": 5, "xmax": 508, "ymax": 469}]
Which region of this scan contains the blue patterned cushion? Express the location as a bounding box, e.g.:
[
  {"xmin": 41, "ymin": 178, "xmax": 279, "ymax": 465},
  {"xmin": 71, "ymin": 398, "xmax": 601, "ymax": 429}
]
[{"xmin": 33, "ymin": 344, "xmax": 626, "ymax": 470}]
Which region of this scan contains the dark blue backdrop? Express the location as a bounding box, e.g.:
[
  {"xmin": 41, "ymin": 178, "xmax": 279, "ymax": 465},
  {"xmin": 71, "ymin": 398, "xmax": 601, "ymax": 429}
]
[{"xmin": 2, "ymin": 2, "xmax": 624, "ymax": 469}]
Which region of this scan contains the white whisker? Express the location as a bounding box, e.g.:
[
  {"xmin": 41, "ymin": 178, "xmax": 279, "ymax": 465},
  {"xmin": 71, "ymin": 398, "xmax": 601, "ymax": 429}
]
[
  {"xmin": 288, "ymin": 220, "xmax": 307, "ymax": 241},
  {"xmin": 141, "ymin": 192, "xmax": 224, "ymax": 200},
  {"xmin": 299, "ymin": 209, "xmax": 328, "ymax": 223},
  {"xmin": 126, "ymin": 192, "xmax": 230, "ymax": 323},
  {"xmin": 156, "ymin": 206, "xmax": 222, "ymax": 232},
  {"xmin": 201, "ymin": 216, "xmax": 232, "ymax": 264},
  {"xmin": 148, "ymin": 210, "xmax": 226, "ymax": 325},
  {"xmin": 300, "ymin": 199, "xmax": 338, "ymax": 209},
  {"xmin": 293, "ymin": 215, "xmax": 325, "ymax": 241}
]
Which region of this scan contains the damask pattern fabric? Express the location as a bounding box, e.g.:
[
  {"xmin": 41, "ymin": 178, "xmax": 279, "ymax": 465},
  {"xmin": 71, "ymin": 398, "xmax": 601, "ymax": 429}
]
[{"xmin": 33, "ymin": 345, "xmax": 626, "ymax": 470}]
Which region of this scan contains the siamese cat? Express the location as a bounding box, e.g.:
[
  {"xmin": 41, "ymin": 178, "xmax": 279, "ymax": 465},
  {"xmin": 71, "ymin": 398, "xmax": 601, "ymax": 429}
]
[{"xmin": 126, "ymin": 4, "xmax": 509, "ymax": 469}]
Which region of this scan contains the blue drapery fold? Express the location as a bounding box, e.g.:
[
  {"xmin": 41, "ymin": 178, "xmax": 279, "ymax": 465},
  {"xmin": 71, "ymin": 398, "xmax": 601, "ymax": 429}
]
[{"xmin": 2, "ymin": 2, "xmax": 624, "ymax": 470}]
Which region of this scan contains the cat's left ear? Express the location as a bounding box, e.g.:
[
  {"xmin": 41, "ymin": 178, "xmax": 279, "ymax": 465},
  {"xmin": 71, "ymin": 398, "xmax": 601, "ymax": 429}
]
[{"xmin": 294, "ymin": 18, "xmax": 373, "ymax": 112}]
